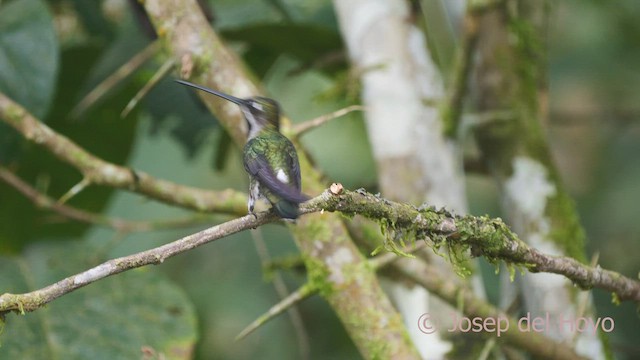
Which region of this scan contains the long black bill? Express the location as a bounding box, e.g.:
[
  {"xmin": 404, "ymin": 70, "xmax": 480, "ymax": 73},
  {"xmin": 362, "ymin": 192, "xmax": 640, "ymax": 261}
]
[{"xmin": 175, "ymin": 79, "xmax": 246, "ymax": 105}]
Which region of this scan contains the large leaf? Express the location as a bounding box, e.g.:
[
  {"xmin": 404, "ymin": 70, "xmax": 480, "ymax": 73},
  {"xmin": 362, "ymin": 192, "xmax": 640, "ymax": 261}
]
[
  {"xmin": 0, "ymin": 241, "xmax": 197, "ymax": 359},
  {"xmin": 0, "ymin": 0, "xmax": 59, "ymax": 165},
  {"xmin": 0, "ymin": 0, "xmax": 59, "ymax": 119},
  {"xmin": 0, "ymin": 45, "xmax": 139, "ymax": 253},
  {"xmin": 70, "ymin": 0, "xmax": 114, "ymax": 40}
]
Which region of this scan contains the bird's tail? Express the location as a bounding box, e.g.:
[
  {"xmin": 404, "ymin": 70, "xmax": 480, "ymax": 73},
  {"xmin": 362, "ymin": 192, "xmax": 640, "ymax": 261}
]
[{"xmin": 273, "ymin": 200, "xmax": 299, "ymax": 219}]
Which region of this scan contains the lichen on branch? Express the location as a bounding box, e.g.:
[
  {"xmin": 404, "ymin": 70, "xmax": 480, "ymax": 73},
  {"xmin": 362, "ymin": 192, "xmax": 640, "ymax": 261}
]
[{"xmin": 304, "ymin": 186, "xmax": 640, "ymax": 303}]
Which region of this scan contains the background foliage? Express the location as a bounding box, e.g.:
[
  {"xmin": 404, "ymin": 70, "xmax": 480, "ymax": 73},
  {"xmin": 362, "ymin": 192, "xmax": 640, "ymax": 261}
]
[{"xmin": 0, "ymin": 0, "xmax": 638, "ymax": 358}]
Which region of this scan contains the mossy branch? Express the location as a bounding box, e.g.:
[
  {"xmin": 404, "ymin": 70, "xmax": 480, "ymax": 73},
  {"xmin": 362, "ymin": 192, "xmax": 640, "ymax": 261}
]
[{"xmin": 305, "ymin": 187, "xmax": 640, "ymax": 303}]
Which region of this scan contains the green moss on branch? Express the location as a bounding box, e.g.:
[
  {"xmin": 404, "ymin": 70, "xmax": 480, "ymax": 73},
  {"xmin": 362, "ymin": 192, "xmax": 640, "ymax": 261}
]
[{"xmin": 303, "ymin": 187, "xmax": 640, "ymax": 303}]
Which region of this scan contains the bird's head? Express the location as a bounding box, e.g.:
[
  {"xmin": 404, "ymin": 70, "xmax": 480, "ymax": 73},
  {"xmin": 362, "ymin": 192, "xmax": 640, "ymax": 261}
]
[{"xmin": 176, "ymin": 80, "xmax": 281, "ymax": 139}]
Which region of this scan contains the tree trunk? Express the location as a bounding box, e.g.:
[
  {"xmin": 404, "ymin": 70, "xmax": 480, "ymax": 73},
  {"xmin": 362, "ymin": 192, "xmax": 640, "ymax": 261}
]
[
  {"xmin": 470, "ymin": 2, "xmax": 607, "ymax": 357},
  {"xmin": 333, "ymin": 0, "xmax": 472, "ymax": 357}
]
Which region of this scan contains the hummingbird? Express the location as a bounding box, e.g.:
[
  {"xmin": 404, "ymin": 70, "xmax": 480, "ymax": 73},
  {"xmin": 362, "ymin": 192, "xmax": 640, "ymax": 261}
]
[{"xmin": 176, "ymin": 80, "xmax": 308, "ymax": 219}]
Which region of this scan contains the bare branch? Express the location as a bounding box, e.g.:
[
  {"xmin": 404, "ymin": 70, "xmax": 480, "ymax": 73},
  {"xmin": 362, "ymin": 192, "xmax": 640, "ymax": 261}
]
[
  {"xmin": 0, "ymin": 167, "xmax": 114, "ymax": 228},
  {"xmin": 235, "ymin": 284, "xmax": 315, "ymax": 341},
  {"xmin": 121, "ymin": 58, "xmax": 176, "ymax": 118},
  {"xmin": 0, "ymin": 167, "xmax": 218, "ymax": 233},
  {"xmin": 293, "ymin": 105, "xmax": 365, "ymax": 136},
  {"xmin": 57, "ymin": 177, "xmax": 91, "ymax": 205},
  {"xmin": 0, "ymin": 211, "xmax": 278, "ymax": 314}
]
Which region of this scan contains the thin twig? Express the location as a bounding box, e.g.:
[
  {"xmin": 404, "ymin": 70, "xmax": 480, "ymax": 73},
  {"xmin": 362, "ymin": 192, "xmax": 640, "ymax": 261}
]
[
  {"xmin": 57, "ymin": 177, "xmax": 91, "ymax": 205},
  {"xmin": 477, "ymin": 338, "xmax": 497, "ymax": 360},
  {"xmin": 249, "ymin": 229, "xmax": 310, "ymax": 359},
  {"xmin": 0, "ymin": 167, "xmax": 112, "ymax": 228},
  {"xmin": 121, "ymin": 58, "xmax": 176, "ymax": 118},
  {"xmin": 369, "ymin": 241, "xmax": 428, "ymax": 269},
  {"xmin": 571, "ymin": 252, "xmax": 600, "ymax": 345},
  {"xmin": 234, "ymin": 283, "xmax": 315, "ymax": 341},
  {"xmin": 71, "ymin": 41, "xmax": 160, "ymax": 118},
  {"xmin": 0, "ymin": 167, "xmax": 216, "ymax": 233},
  {"xmin": 264, "ymin": 255, "xmax": 305, "ymax": 274},
  {"xmin": 293, "ymin": 105, "xmax": 365, "ymax": 136}
]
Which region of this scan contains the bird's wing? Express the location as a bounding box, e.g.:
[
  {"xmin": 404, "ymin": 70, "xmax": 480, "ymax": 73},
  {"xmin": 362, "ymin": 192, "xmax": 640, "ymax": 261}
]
[
  {"xmin": 286, "ymin": 142, "xmax": 302, "ymax": 191},
  {"xmin": 245, "ymin": 152, "xmax": 308, "ymax": 204}
]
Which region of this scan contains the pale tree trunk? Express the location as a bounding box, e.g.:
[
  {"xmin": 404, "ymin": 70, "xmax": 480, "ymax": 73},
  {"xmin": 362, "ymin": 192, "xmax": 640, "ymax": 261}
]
[
  {"xmin": 471, "ymin": 3, "xmax": 607, "ymax": 358},
  {"xmin": 333, "ymin": 0, "xmax": 471, "ymax": 357}
]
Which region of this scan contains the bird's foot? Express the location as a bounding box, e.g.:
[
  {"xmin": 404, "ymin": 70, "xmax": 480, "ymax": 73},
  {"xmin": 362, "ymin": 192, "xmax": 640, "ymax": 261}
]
[{"xmin": 248, "ymin": 210, "xmax": 258, "ymax": 229}]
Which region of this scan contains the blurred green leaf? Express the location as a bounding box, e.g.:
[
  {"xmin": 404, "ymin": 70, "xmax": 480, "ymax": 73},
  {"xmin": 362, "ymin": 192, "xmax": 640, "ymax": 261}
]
[
  {"xmin": 0, "ymin": 45, "xmax": 139, "ymax": 253},
  {"xmin": 0, "ymin": 241, "xmax": 197, "ymax": 359},
  {"xmin": 0, "ymin": 0, "xmax": 59, "ymax": 119},
  {"xmin": 0, "ymin": 0, "xmax": 59, "ymax": 165},
  {"xmin": 74, "ymin": 19, "xmax": 150, "ymax": 112},
  {"xmin": 223, "ymin": 23, "xmax": 345, "ymax": 77},
  {"xmin": 145, "ymin": 78, "xmax": 219, "ymax": 159},
  {"xmin": 70, "ymin": 0, "xmax": 114, "ymax": 40}
]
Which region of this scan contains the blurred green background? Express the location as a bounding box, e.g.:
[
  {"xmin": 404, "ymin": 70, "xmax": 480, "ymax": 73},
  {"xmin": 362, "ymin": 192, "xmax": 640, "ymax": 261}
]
[{"xmin": 0, "ymin": 0, "xmax": 638, "ymax": 359}]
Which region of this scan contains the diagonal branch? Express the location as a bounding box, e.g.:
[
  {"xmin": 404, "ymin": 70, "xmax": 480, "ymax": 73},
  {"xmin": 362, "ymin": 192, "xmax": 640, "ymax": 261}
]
[
  {"xmin": 293, "ymin": 105, "xmax": 365, "ymax": 136},
  {"xmin": 57, "ymin": 177, "xmax": 91, "ymax": 205},
  {"xmin": 0, "ymin": 211, "xmax": 278, "ymax": 314},
  {"xmin": 0, "ymin": 92, "xmax": 247, "ymax": 215},
  {"xmin": 71, "ymin": 41, "xmax": 160, "ymax": 118},
  {"xmin": 0, "ymin": 167, "xmax": 116, "ymax": 229},
  {"xmin": 235, "ymin": 283, "xmax": 315, "ymax": 341},
  {"xmin": 121, "ymin": 58, "xmax": 176, "ymax": 118},
  {"xmin": 0, "ymin": 167, "xmax": 216, "ymax": 232}
]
